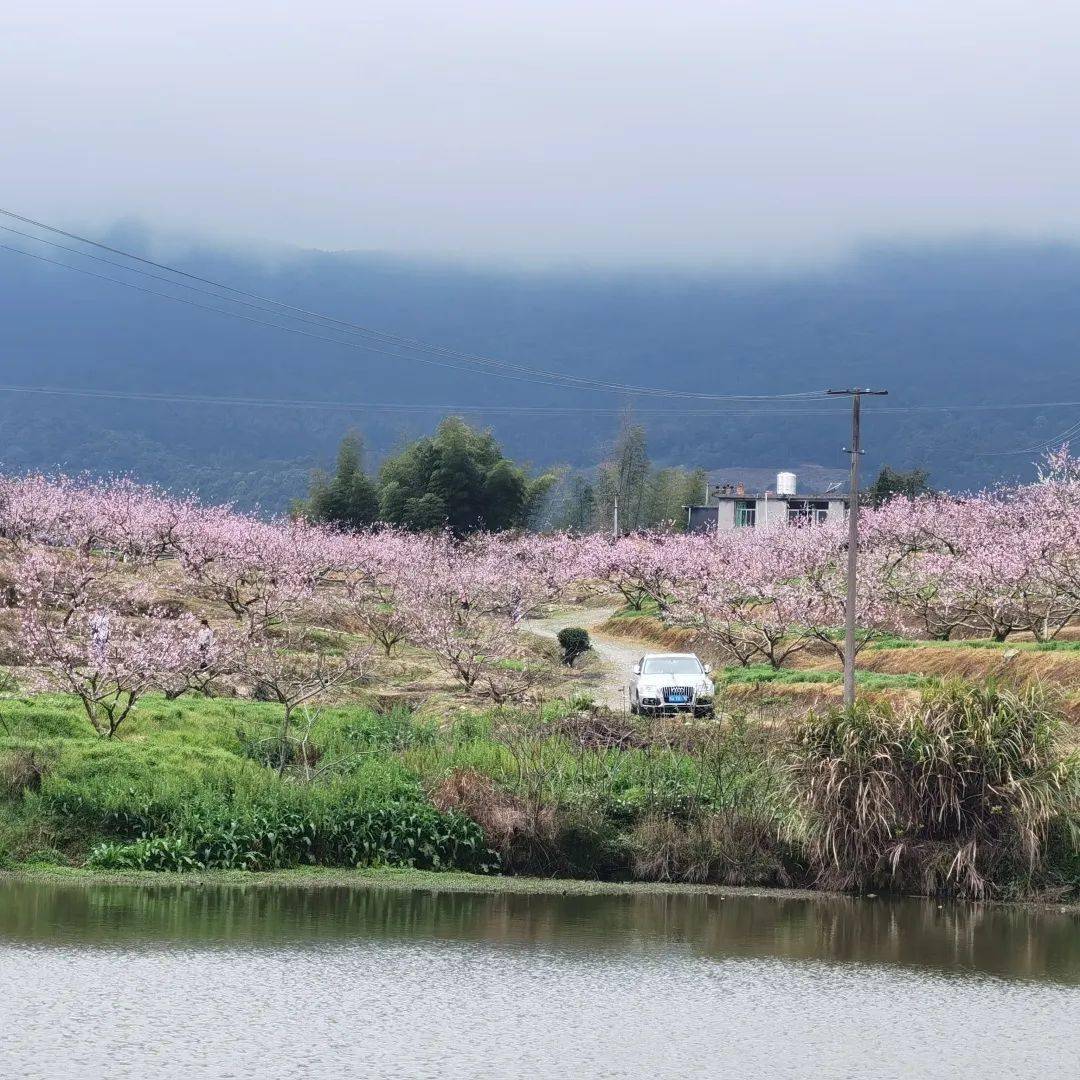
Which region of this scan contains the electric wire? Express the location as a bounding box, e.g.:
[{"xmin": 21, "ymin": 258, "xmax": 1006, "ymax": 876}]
[
  {"xmin": 3, "ymin": 209, "xmax": 1079, "ymax": 457},
  {"xmin": 0, "ymin": 382, "xmax": 1078, "ymax": 417},
  {"xmin": 0, "ymin": 209, "xmax": 827, "ymax": 403},
  {"xmin": 984, "ymin": 416, "xmax": 1080, "ymax": 456}
]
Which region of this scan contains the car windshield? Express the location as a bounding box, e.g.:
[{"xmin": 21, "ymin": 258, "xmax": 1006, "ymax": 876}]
[{"xmin": 641, "ymin": 657, "xmax": 703, "ymax": 676}]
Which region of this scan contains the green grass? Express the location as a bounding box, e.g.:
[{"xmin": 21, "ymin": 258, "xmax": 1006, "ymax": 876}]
[
  {"xmin": 608, "ymin": 597, "xmax": 664, "ymax": 619},
  {"xmin": 0, "ymin": 691, "xmax": 793, "ymax": 883},
  {"xmin": 715, "ymin": 666, "xmax": 935, "ymax": 691},
  {"xmin": 0, "ymin": 686, "xmax": 1073, "ymax": 897}
]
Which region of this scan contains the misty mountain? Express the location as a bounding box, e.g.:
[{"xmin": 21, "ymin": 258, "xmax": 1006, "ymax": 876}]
[{"xmin": 1, "ymin": 232, "xmax": 1077, "ymax": 513}]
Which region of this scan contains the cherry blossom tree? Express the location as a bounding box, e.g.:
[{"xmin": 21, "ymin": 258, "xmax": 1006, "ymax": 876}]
[
  {"xmin": 398, "ymin": 532, "xmax": 570, "ymax": 700},
  {"xmin": 174, "ymin": 514, "xmax": 340, "ymax": 637},
  {"xmin": 21, "ymin": 605, "xmax": 211, "ymax": 737},
  {"xmin": 664, "ymin": 528, "xmax": 816, "ymax": 668},
  {"xmin": 338, "ymin": 528, "xmax": 419, "ymax": 657},
  {"xmin": 239, "ymin": 624, "xmax": 370, "ymax": 774}
]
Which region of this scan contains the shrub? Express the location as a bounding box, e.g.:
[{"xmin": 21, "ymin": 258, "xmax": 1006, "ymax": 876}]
[
  {"xmin": 791, "ymin": 681, "xmax": 1076, "ymax": 897},
  {"xmin": 630, "ymin": 810, "xmax": 798, "ymax": 886},
  {"xmin": 556, "ymin": 627, "xmax": 591, "ymax": 667}
]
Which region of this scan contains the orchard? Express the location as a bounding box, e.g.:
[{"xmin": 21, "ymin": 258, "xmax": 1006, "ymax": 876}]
[{"xmin": 0, "ymin": 448, "xmax": 1078, "ymax": 736}]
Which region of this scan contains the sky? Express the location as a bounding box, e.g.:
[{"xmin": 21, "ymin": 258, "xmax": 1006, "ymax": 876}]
[{"xmin": 3, "ymin": 1, "xmax": 1079, "ymax": 263}]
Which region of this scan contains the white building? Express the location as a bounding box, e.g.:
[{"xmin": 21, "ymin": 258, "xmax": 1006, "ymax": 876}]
[{"xmin": 685, "ymin": 472, "xmax": 848, "ymax": 532}]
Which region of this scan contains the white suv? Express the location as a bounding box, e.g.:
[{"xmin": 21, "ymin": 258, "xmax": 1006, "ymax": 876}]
[{"xmin": 630, "ymin": 653, "xmax": 715, "ymax": 717}]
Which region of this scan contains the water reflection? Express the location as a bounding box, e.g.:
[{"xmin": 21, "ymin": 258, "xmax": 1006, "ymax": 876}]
[
  {"xmin": 1, "ymin": 878, "xmax": 1077, "ymax": 983},
  {"xmin": 2, "ymin": 879, "xmax": 1078, "ymax": 1079}
]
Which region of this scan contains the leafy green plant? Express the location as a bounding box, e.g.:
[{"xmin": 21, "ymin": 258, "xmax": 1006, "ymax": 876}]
[
  {"xmin": 79, "ymin": 795, "xmax": 498, "ymax": 874},
  {"xmin": 556, "ymin": 627, "xmax": 592, "ymax": 667},
  {"xmin": 89, "ymin": 835, "xmax": 202, "ymax": 872}
]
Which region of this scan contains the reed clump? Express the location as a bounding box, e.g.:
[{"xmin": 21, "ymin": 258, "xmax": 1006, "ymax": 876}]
[{"xmin": 792, "ymin": 681, "xmax": 1077, "ymax": 898}]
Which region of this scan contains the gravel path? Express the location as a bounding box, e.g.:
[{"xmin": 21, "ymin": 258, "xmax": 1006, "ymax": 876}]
[{"xmin": 522, "ymin": 606, "xmax": 645, "ymax": 711}]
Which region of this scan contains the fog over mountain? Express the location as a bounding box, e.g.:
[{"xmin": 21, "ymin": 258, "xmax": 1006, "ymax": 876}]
[
  {"xmin": 7, "ymin": 3, "xmax": 1080, "ymax": 264},
  {"xmin": 1, "ymin": 232, "xmax": 1077, "ymax": 512}
]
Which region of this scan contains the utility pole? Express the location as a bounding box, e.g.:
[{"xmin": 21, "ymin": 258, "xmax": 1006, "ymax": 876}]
[
  {"xmin": 613, "ymin": 491, "xmax": 619, "ymax": 538},
  {"xmin": 827, "ymin": 387, "xmax": 888, "ymax": 707}
]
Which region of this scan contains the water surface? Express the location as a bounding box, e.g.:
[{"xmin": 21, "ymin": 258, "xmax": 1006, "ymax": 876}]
[{"xmin": 0, "ymin": 878, "xmax": 1076, "ymax": 1078}]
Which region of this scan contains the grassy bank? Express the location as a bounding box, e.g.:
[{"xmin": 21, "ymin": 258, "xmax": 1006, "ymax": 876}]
[
  {"xmin": 0, "ymin": 691, "xmax": 798, "ymax": 886},
  {"xmin": 0, "ymin": 863, "xmax": 826, "ymax": 900},
  {"xmin": 1, "ymin": 684, "xmax": 1076, "ymax": 899}
]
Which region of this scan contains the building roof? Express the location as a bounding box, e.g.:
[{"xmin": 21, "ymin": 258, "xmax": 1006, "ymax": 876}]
[{"xmin": 708, "ymin": 490, "xmax": 850, "ymax": 501}]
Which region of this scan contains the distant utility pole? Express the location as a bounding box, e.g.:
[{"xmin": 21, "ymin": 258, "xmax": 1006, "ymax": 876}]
[
  {"xmin": 827, "ymin": 387, "xmax": 889, "ymax": 707},
  {"xmin": 613, "ymin": 491, "xmax": 620, "ymax": 538}
]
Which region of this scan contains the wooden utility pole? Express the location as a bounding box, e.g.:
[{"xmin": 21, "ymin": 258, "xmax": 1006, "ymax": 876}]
[{"xmin": 827, "ymin": 388, "xmax": 888, "ymax": 707}]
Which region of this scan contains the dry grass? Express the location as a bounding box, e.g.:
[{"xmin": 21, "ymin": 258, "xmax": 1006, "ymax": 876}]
[
  {"xmin": 0, "ymin": 748, "xmax": 49, "ymax": 798},
  {"xmin": 429, "ymin": 767, "xmax": 557, "ymax": 873},
  {"xmin": 629, "ymin": 811, "xmax": 795, "ymax": 887},
  {"xmin": 599, "ymin": 615, "xmax": 705, "ymax": 651},
  {"xmin": 860, "ymin": 646, "xmax": 1080, "ymax": 688},
  {"xmin": 537, "ymin": 709, "xmax": 653, "ymax": 751}
]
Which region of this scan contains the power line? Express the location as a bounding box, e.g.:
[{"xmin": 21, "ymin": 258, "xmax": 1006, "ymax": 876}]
[
  {"xmin": 983, "ymin": 416, "xmax": 1080, "ymax": 457},
  {"xmin": 0, "ymin": 383, "xmax": 657, "ymax": 413},
  {"xmin": 0, "ymin": 381, "xmax": 1078, "ymax": 418},
  {"xmin": 0, "ymin": 382, "xmax": 899, "ymax": 415},
  {"xmin": 0, "ymin": 239, "xmax": 572, "ymax": 390},
  {"xmin": 4, "ymin": 208, "xmax": 1078, "ymax": 443},
  {"xmin": 0, "ymin": 208, "xmax": 828, "ymax": 404}
]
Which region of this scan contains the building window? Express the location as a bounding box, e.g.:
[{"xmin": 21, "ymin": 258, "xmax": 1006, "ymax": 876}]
[
  {"xmin": 787, "ymin": 500, "xmax": 830, "ymax": 525},
  {"xmin": 735, "ymin": 499, "xmax": 756, "ymax": 527}
]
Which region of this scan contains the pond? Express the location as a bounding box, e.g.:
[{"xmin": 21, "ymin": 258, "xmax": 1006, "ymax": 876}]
[{"xmin": 0, "ymin": 878, "xmax": 1077, "ymax": 1078}]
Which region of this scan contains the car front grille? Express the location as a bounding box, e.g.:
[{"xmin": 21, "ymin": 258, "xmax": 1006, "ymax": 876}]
[{"xmin": 662, "ymin": 686, "xmax": 693, "ymax": 704}]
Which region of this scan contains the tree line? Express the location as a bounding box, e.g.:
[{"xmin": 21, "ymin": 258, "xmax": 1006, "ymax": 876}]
[
  {"xmin": 298, "ymin": 417, "xmax": 557, "ymax": 535},
  {"xmin": 299, "ymin": 415, "xmax": 930, "ymax": 535}
]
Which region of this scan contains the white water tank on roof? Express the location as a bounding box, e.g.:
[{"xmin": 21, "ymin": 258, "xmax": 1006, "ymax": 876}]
[{"xmin": 776, "ymin": 471, "xmax": 797, "ymax": 496}]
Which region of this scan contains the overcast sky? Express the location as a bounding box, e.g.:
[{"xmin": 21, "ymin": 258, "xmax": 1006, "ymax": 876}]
[{"xmin": 3, "ymin": 1, "xmax": 1078, "ymax": 263}]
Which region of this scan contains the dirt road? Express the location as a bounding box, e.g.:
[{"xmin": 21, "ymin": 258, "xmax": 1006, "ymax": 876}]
[{"xmin": 522, "ymin": 606, "xmax": 644, "ymax": 711}]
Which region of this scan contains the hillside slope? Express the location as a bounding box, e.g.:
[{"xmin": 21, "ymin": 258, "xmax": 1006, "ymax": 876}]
[{"xmin": 2, "ymin": 234, "xmax": 1078, "ymax": 509}]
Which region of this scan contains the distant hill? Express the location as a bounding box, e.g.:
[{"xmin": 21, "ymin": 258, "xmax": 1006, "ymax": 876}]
[{"xmin": 2, "ymin": 232, "xmax": 1078, "ymax": 512}]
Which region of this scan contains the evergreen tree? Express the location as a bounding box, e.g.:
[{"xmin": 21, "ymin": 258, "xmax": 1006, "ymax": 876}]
[
  {"xmin": 378, "ymin": 417, "xmax": 554, "ymax": 535},
  {"xmin": 867, "ymin": 465, "xmax": 931, "ymax": 507},
  {"xmin": 301, "ymin": 432, "xmax": 380, "ymax": 530}
]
